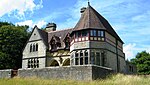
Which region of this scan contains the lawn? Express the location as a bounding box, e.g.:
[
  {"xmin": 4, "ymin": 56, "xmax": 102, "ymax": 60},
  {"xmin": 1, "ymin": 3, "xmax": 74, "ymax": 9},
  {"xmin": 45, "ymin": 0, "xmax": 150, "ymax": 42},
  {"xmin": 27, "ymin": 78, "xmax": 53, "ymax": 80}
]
[{"xmin": 0, "ymin": 74, "xmax": 150, "ymax": 85}]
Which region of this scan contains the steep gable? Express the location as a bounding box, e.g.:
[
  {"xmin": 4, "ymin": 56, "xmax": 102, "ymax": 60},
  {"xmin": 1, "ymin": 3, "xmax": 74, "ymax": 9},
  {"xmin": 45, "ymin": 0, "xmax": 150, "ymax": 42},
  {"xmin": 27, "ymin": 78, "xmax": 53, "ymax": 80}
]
[
  {"xmin": 28, "ymin": 26, "xmax": 48, "ymax": 47},
  {"xmin": 48, "ymin": 28, "xmax": 72, "ymax": 49}
]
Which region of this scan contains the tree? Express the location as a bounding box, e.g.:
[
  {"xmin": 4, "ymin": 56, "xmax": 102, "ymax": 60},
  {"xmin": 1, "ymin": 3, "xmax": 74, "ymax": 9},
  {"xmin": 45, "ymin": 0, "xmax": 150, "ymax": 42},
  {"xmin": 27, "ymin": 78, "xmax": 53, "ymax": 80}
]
[
  {"xmin": 131, "ymin": 51, "xmax": 150, "ymax": 74},
  {"xmin": 0, "ymin": 22, "xmax": 30, "ymax": 69}
]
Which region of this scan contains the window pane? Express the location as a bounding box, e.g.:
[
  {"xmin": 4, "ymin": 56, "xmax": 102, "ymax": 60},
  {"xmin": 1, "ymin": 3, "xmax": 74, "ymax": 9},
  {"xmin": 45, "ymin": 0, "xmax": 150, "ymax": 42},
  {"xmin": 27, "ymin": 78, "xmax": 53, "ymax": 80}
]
[
  {"xmin": 71, "ymin": 54, "xmax": 74, "ymax": 58},
  {"xmin": 98, "ymin": 31, "xmax": 101, "ymax": 36},
  {"xmin": 75, "ymin": 58, "xmax": 79, "ymax": 65},
  {"xmin": 101, "ymin": 53, "xmax": 105, "ymax": 66},
  {"xmin": 71, "ymin": 59, "xmax": 74, "ymax": 65},
  {"xmin": 36, "ymin": 43, "xmax": 38, "ymax": 51},
  {"xmin": 93, "ymin": 30, "xmax": 97, "ymax": 36},
  {"xmin": 31, "ymin": 64, "xmax": 33, "ymax": 68},
  {"xmin": 37, "ymin": 64, "xmax": 39, "ymax": 68},
  {"xmin": 80, "ymin": 52, "xmax": 83, "ymax": 56},
  {"xmin": 85, "ymin": 51, "xmax": 88, "ymax": 57},
  {"xmin": 30, "ymin": 44, "xmax": 32, "ymax": 52},
  {"xmin": 75, "ymin": 32, "xmax": 78, "ymax": 38},
  {"xmin": 78, "ymin": 32, "xmax": 81, "ymax": 37},
  {"xmin": 80, "ymin": 57, "xmax": 83, "ymax": 65},
  {"xmin": 75, "ymin": 53, "xmax": 78, "ymax": 58},
  {"xmin": 101, "ymin": 31, "xmax": 104, "ymax": 37},
  {"xmin": 90, "ymin": 30, "xmax": 93, "ymax": 36},
  {"xmin": 82, "ymin": 31, "xmax": 88, "ymax": 37},
  {"xmin": 33, "ymin": 44, "xmax": 35, "ymax": 52},
  {"xmin": 85, "ymin": 57, "xmax": 88, "ymax": 64},
  {"xmin": 90, "ymin": 52, "xmax": 95, "ymax": 64},
  {"xmin": 96, "ymin": 52, "xmax": 100, "ymax": 65}
]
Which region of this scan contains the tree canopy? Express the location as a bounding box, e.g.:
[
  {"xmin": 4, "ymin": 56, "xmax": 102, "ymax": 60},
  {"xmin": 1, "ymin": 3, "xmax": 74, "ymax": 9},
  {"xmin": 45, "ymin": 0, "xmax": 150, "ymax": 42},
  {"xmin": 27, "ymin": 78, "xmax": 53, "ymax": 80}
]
[
  {"xmin": 131, "ymin": 51, "xmax": 150, "ymax": 74},
  {"xmin": 0, "ymin": 22, "xmax": 30, "ymax": 69}
]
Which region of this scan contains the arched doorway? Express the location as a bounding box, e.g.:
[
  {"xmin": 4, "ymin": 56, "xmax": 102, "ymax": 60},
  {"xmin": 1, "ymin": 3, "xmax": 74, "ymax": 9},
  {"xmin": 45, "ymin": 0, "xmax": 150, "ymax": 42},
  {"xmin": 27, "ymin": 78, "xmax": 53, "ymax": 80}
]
[
  {"xmin": 62, "ymin": 58, "xmax": 70, "ymax": 66},
  {"xmin": 49, "ymin": 60, "xmax": 59, "ymax": 66}
]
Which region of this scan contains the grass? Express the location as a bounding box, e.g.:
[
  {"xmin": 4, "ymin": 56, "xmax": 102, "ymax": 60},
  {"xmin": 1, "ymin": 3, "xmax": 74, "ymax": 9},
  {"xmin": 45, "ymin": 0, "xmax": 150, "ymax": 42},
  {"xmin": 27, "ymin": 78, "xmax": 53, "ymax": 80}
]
[{"xmin": 0, "ymin": 74, "xmax": 150, "ymax": 85}]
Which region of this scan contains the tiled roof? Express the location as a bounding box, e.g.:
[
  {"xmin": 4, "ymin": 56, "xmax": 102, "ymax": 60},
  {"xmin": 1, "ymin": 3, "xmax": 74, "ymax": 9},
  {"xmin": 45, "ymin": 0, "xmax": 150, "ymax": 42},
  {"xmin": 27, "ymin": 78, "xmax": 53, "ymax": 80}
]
[
  {"xmin": 48, "ymin": 28, "xmax": 73, "ymax": 49},
  {"xmin": 37, "ymin": 28, "xmax": 48, "ymax": 47},
  {"xmin": 73, "ymin": 4, "xmax": 123, "ymax": 43}
]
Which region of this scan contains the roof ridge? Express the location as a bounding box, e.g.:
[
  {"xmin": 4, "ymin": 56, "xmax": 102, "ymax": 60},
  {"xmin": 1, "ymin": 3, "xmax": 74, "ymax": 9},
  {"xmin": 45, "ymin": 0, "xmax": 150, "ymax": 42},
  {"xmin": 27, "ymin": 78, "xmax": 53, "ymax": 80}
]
[{"xmin": 48, "ymin": 28, "xmax": 73, "ymax": 33}]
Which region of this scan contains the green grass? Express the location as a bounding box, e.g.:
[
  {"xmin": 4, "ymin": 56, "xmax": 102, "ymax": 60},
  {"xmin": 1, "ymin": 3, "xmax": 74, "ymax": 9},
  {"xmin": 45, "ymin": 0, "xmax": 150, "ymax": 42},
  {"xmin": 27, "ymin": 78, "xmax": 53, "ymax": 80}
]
[{"xmin": 0, "ymin": 74, "xmax": 150, "ymax": 85}]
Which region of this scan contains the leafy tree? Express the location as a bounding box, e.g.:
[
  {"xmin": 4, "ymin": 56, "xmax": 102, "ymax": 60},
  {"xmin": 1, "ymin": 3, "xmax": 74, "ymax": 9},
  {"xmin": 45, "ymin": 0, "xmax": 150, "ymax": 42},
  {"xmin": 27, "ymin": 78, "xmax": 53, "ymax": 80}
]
[
  {"xmin": 0, "ymin": 22, "xmax": 30, "ymax": 69},
  {"xmin": 131, "ymin": 51, "xmax": 150, "ymax": 74}
]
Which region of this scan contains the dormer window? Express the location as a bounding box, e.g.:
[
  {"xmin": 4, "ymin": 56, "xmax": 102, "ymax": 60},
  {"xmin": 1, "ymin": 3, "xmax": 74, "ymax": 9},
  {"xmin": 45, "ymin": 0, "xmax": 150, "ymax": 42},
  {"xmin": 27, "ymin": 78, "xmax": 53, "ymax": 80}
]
[
  {"xmin": 50, "ymin": 38, "xmax": 57, "ymax": 51},
  {"xmin": 50, "ymin": 36, "xmax": 61, "ymax": 51},
  {"xmin": 65, "ymin": 38, "xmax": 70, "ymax": 49}
]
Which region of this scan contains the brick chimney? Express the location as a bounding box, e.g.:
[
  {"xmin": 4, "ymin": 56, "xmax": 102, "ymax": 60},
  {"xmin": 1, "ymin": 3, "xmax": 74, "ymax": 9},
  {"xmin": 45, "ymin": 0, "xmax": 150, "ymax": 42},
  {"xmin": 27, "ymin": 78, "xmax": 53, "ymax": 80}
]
[{"xmin": 46, "ymin": 23, "xmax": 56, "ymax": 32}]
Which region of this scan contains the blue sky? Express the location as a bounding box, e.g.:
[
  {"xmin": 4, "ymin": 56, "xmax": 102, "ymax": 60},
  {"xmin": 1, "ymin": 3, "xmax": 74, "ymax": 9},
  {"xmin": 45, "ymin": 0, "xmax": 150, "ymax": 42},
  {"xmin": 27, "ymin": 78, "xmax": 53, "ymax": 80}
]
[{"xmin": 0, "ymin": 0, "xmax": 150, "ymax": 60}]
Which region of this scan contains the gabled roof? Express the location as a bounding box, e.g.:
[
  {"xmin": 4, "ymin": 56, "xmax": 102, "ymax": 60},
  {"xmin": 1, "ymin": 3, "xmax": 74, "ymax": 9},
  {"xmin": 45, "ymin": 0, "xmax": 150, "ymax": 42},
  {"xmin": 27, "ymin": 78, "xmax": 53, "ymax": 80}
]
[
  {"xmin": 73, "ymin": 3, "xmax": 123, "ymax": 43},
  {"xmin": 38, "ymin": 28, "xmax": 48, "ymax": 47},
  {"xmin": 22, "ymin": 26, "xmax": 48, "ymax": 52},
  {"xmin": 48, "ymin": 28, "xmax": 72, "ymax": 49}
]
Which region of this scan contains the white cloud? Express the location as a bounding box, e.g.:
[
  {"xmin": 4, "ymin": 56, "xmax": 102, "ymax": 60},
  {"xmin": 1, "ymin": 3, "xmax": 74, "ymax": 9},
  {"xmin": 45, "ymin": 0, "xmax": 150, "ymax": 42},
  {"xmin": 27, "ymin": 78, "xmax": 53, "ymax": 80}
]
[
  {"xmin": 16, "ymin": 20, "xmax": 47, "ymax": 30},
  {"xmin": 36, "ymin": 20, "xmax": 47, "ymax": 28},
  {"xmin": 123, "ymin": 43, "xmax": 150, "ymax": 60},
  {"xmin": 131, "ymin": 11, "xmax": 150, "ymax": 22},
  {"xmin": 0, "ymin": 0, "xmax": 43, "ymax": 19},
  {"xmin": 16, "ymin": 20, "xmax": 33, "ymax": 27},
  {"xmin": 123, "ymin": 43, "xmax": 136, "ymax": 60}
]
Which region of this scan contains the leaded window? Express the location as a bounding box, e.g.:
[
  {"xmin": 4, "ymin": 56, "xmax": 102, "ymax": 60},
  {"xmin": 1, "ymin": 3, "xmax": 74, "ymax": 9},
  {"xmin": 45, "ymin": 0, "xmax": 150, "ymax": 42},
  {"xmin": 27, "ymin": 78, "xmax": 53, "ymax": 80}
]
[
  {"xmin": 65, "ymin": 35, "xmax": 70, "ymax": 49},
  {"xmin": 30, "ymin": 44, "xmax": 32, "ymax": 52},
  {"xmin": 101, "ymin": 52, "xmax": 105, "ymax": 66},
  {"xmin": 30, "ymin": 43, "xmax": 38, "ymax": 52},
  {"xmin": 36, "ymin": 43, "xmax": 38, "ymax": 51},
  {"xmin": 75, "ymin": 52, "xmax": 79, "ymax": 65},
  {"xmin": 101, "ymin": 31, "xmax": 104, "ymax": 37},
  {"xmin": 27, "ymin": 58, "xmax": 39, "ymax": 68},
  {"xmin": 90, "ymin": 52, "xmax": 95, "ymax": 64},
  {"xmin": 84, "ymin": 50, "xmax": 88, "ymax": 65},
  {"xmin": 96, "ymin": 52, "xmax": 100, "ymax": 65},
  {"xmin": 82, "ymin": 30, "xmax": 88, "ymax": 37},
  {"xmin": 80, "ymin": 52, "xmax": 83, "ymax": 65},
  {"xmin": 51, "ymin": 39, "xmax": 57, "ymax": 51},
  {"xmin": 33, "ymin": 44, "xmax": 35, "ymax": 52}
]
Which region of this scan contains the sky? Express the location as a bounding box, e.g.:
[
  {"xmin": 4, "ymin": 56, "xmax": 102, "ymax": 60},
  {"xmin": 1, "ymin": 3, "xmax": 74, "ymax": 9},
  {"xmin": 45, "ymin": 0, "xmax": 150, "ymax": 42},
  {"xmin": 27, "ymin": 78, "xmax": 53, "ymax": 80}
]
[{"xmin": 0, "ymin": 0, "xmax": 150, "ymax": 60}]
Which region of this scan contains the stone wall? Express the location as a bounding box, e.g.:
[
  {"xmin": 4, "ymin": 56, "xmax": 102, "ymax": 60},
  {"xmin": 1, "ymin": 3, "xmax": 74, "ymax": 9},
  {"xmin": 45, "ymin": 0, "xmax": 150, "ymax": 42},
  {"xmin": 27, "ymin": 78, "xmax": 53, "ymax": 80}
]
[
  {"xmin": 0, "ymin": 69, "xmax": 11, "ymax": 78},
  {"xmin": 92, "ymin": 66, "xmax": 113, "ymax": 79},
  {"xmin": 18, "ymin": 66, "xmax": 113, "ymax": 80}
]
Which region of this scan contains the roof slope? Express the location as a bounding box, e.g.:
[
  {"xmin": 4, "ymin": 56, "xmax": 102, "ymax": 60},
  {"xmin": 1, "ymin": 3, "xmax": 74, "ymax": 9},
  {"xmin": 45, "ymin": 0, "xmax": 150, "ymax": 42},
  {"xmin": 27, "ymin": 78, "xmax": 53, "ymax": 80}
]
[
  {"xmin": 38, "ymin": 28, "xmax": 48, "ymax": 46},
  {"xmin": 73, "ymin": 4, "xmax": 123, "ymax": 43},
  {"xmin": 48, "ymin": 28, "xmax": 72, "ymax": 49}
]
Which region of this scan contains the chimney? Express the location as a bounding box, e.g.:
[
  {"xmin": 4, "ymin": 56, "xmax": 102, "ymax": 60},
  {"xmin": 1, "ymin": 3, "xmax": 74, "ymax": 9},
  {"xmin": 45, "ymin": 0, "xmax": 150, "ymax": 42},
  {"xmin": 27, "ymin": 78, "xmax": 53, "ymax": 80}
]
[
  {"xmin": 80, "ymin": 7, "xmax": 86, "ymax": 14},
  {"xmin": 46, "ymin": 23, "xmax": 56, "ymax": 32}
]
